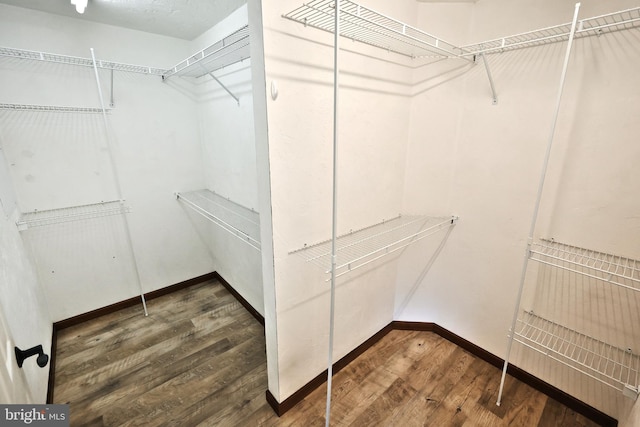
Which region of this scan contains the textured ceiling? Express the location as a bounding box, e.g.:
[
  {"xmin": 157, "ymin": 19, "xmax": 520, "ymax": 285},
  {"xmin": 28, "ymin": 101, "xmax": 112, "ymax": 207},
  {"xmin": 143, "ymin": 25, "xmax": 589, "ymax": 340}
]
[{"xmin": 0, "ymin": 0, "xmax": 247, "ymax": 40}]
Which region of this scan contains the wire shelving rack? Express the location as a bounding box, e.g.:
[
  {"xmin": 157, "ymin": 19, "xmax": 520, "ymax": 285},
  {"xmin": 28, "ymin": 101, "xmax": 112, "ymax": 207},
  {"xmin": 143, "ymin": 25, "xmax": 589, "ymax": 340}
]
[
  {"xmin": 462, "ymin": 7, "xmax": 640, "ymax": 56},
  {"xmin": 529, "ymin": 239, "xmax": 640, "ymax": 293},
  {"xmin": 162, "ymin": 25, "xmax": 250, "ymax": 80},
  {"xmin": 504, "ymin": 237, "xmax": 640, "ymax": 400},
  {"xmin": 176, "ymin": 189, "xmax": 260, "ymax": 251},
  {"xmin": 515, "ymin": 310, "xmax": 640, "ymax": 395},
  {"xmin": 0, "ymin": 24, "xmax": 251, "ymax": 80},
  {"xmin": 283, "ymin": 2, "xmax": 640, "ymax": 60},
  {"xmin": 0, "ymin": 46, "xmax": 166, "ymax": 75},
  {"xmin": 282, "ymin": 0, "xmax": 467, "ymax": 59},
  {"xmin": 290, "ymin": 214, "xmax": 457, "ymax": 279},
  {"xmin": 0, "ymin": 103, "xmax": 110, "ymax": 114},
  {"xmin": 16, "ymin": 200, "xmax": 130, "ymax": 231}
]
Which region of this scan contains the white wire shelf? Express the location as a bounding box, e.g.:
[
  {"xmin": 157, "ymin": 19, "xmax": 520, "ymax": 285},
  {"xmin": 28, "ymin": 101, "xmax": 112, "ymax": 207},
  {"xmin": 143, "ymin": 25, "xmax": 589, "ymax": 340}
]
[
  {"xmin": 289, "ymin": 214, "xmax": 458, "ymax": 279},
  {"xmin": 176, "ymin": 189, "xmax": 260, "ymax": 251},
  {"xmin": 282, "ymin": 0, "xmax": 467, "ymax": 59},
  {"xmin": 463, "ymin": 6, "xmax": 640, "ymax": 56},
  {"xmin": 0, "ymin": 103, "xmax": 110, "ymax": 114},
  {"xmin": 0, "ymin": 46, "xmax": 166, "ymax": 75},
  {"xmin": 529, "ymin": 239, "xmax": 640, "ymax": 293},
  {"xmin": 16, "ymin": 200, "xmax": 130, "ymax": 230},
  {"xmin": 514, "ymin": 311, "xmax": 640, "ymax": 397},
  {"xmin": 282, "ymin": 2, "xmax": 640, "ymax": 59},
  {"xmin": 162, "ymin": 25, "xmax": 250, "ymax": 80}
]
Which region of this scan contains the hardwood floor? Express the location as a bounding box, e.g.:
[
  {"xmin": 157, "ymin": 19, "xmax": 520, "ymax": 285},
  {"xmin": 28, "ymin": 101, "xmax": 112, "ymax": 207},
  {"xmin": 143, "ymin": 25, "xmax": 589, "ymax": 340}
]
[{"xmin": 53, "ymin": 279, "xmax": 602, "ymax": 426}]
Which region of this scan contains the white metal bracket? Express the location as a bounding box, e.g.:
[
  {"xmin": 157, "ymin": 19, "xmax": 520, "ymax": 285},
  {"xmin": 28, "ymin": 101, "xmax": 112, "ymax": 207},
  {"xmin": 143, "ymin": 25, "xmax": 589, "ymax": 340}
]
[
  {"xmin": 199, "ymin": 64, "xmax": 240, "ymax": 106},
  {"xmin": 623, "ymin": 384, "xmax": 639, "ymax": 400},
  {"xmin": 479, "ymin": 52, "xmax": 498, "ymax": 105}
]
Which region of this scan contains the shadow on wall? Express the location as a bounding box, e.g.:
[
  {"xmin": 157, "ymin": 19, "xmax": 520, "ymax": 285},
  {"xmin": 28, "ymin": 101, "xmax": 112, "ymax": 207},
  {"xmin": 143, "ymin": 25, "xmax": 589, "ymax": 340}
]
[
  {"xmin": 280, "ymin": 250, "xmax": 402, "ymax": 316},
  {"xmin": 268, "ymin": 28, "xmax": 475, "ymax": 98},
  {"xmin": 162, "ymin": 77, "xmax": 201, "ymax": 102},
  {"xmin": 394, "ymin": 224, "xmax": 456, "ymax": 317},
  {"xmin": 412, "ymin": 59, "xmax": 474, "ymax": 97}
]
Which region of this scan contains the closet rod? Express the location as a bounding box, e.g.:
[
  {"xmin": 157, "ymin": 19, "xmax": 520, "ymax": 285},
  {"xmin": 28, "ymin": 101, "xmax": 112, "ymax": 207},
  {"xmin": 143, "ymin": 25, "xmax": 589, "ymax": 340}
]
[
  {"xmin": 496, "ymin": 2, "xmax": 581, "ymax": 407},
  {"xmin": 325, "ymin": 1, "xmax": 340, "ymax": 425},
  {"xmin": 90, "ymin": 48, "xmax": 148, "ymax": 317}
]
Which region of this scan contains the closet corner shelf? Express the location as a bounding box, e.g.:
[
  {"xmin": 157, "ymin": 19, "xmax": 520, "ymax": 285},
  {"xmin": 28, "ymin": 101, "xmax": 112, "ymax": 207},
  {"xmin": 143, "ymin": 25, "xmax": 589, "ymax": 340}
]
[
  {"xmin": 289, "ymin": 214, "xmax": 458, "ymax": 279},
  {"xmin": 283, "ymin": 2, "xmax": 640, "ymax": 60},
  {"xmin": 16, "ymin": 200, "xmax": 130, "ymax": 230},
  {"xmin": 176, "ymin": 189, "xmax": 260, "ymax": 251},
  {"xmin": 462, "ymin": 6, "xmax": 640, "ymax": 56},
  {"xmin": 529, "ymin": 239, "xmax": 640, "ymax": 292},
  {"xmin": 162, "ymin": 25, "xmax": 250, "ymax": 80},
  {"xmin": 515, "ymin": 310, "xmax": 639, "ymax": 398},
  {"xmin": 282, "ymin": 0, "xmax": 467, "ymax": 59}
]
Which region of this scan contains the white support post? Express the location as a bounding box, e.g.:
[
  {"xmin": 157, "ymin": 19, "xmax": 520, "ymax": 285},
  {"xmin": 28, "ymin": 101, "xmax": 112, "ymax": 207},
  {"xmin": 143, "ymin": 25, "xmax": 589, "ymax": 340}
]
[
  {"xmin": 496, "ymin": 3, "xmax": 581, "ymax": 406},
  {"xmin": 325, "ymin": 1, "xmax": 340, "ymax": 425},
  {"xmin": 90, "ymin": 48, "xmax": 149, "ymax": 317}
]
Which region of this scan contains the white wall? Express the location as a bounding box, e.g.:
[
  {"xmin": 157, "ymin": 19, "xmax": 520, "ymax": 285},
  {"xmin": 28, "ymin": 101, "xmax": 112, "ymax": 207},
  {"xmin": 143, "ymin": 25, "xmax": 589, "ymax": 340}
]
[
  {"xmin": 247, "ymin": 0, "xmax": 279, "ymax": 399},
  {"xmin": 397, "ymin": 0, "xmax": 640, "ymax": 423},
  {"xmin": 0, "ymin": 1, "xmax": 267, "ymax": 403},
  {"xmin": 183, "ymin": 4, "xmax": 265, "ymax": 316},
  {"xmin": 259, "ymin": 0, "xmax": 639, "ymax": 422},
  {"xmin": 0, "ymin": 4, "xmax": 214, "ymax": 321},
  {"xmin": 260, "ymin": 0, "xmax": 418, "ymax": 401},
  {"xmin": 0, "ymin": 205, "xmax": 51, "ymax": 403}
]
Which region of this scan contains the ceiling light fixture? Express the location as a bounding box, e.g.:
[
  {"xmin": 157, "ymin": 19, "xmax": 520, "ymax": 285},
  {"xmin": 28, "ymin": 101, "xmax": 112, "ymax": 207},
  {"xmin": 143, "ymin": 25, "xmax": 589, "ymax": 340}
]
[{"xmin": 71, "ymin": 0, "xmax": 88, "ymax": 14}]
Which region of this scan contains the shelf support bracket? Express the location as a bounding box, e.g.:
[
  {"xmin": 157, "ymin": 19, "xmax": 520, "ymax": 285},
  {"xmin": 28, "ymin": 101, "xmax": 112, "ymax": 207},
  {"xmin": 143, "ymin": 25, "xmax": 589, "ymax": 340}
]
[
  {"xmin": 199, "ymin": 64, "xmax": 240, "ymax": 106},
  {"xmin": 623, "ymin": 384, "xmax": 639, "ymax": 401},
  {"xmin": 109, "ymin": 68, "xmax": 115, "ymax": 108},
  {"xmin": 480, "ymin": 52, "xmax": 498, "ymax": 105}
]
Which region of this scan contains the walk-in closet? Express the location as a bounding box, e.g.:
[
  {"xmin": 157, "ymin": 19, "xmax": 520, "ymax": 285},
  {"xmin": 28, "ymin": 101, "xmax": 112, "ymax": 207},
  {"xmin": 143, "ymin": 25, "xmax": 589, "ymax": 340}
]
[
  {"xmin": 1, "ymin": 0, "xmax": 639, "ymax": 426},
  {"xmin": 0, "ymin": 0, "xmax": 266, "ymax": 411}
]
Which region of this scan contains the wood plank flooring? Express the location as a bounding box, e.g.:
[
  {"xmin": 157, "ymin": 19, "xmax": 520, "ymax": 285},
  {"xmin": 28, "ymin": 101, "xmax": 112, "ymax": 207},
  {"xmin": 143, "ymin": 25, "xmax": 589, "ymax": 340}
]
[{"xmin": 53, "ymin": 279, "xmax": 602, "ymax": 426}]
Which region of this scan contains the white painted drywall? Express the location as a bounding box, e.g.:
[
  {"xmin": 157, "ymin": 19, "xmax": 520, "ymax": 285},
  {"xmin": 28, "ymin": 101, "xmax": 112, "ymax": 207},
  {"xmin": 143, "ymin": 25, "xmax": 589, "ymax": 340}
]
[
  {"xmin": 247, "ymin": 0, "xmax": 279, "ymax": 399},
  {"xmin": 397, "ymin": 0, "xmax": 640, "ymax": 422},
  {"xmin": 259, "ymin": 0, "xmax": 639, "ymax": 421},
  {"xmin": 0, "ymin": 3, "xmax": 215, "ymax": 321},
  {"xmin": 185, "ymin": 4, "xmax": 265, "ymax": 316},
  {"xmin": 0, "ymin": 207, "xmax": 51, "ymax": 403},
  {"xmin": 260, "ymin": 0, "xmax": 418, "ymax": 401}
]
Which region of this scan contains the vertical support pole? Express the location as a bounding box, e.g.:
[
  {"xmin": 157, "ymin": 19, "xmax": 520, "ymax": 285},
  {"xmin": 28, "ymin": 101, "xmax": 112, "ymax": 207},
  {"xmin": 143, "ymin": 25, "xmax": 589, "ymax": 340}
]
[
  {"xmin": 480, "ymin": 52, "xmax": 498, "ymax": 105},
  {"xmin": 496, "ymin": 2, "xmax": 581, "ymax": 406},
  {"xmin": 325, "ymin": 1, "xmax": 340, "ymax": 425},
  {"xmin": 90, "ymin": 48, "xmax": 149, "ymax": 317}
]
